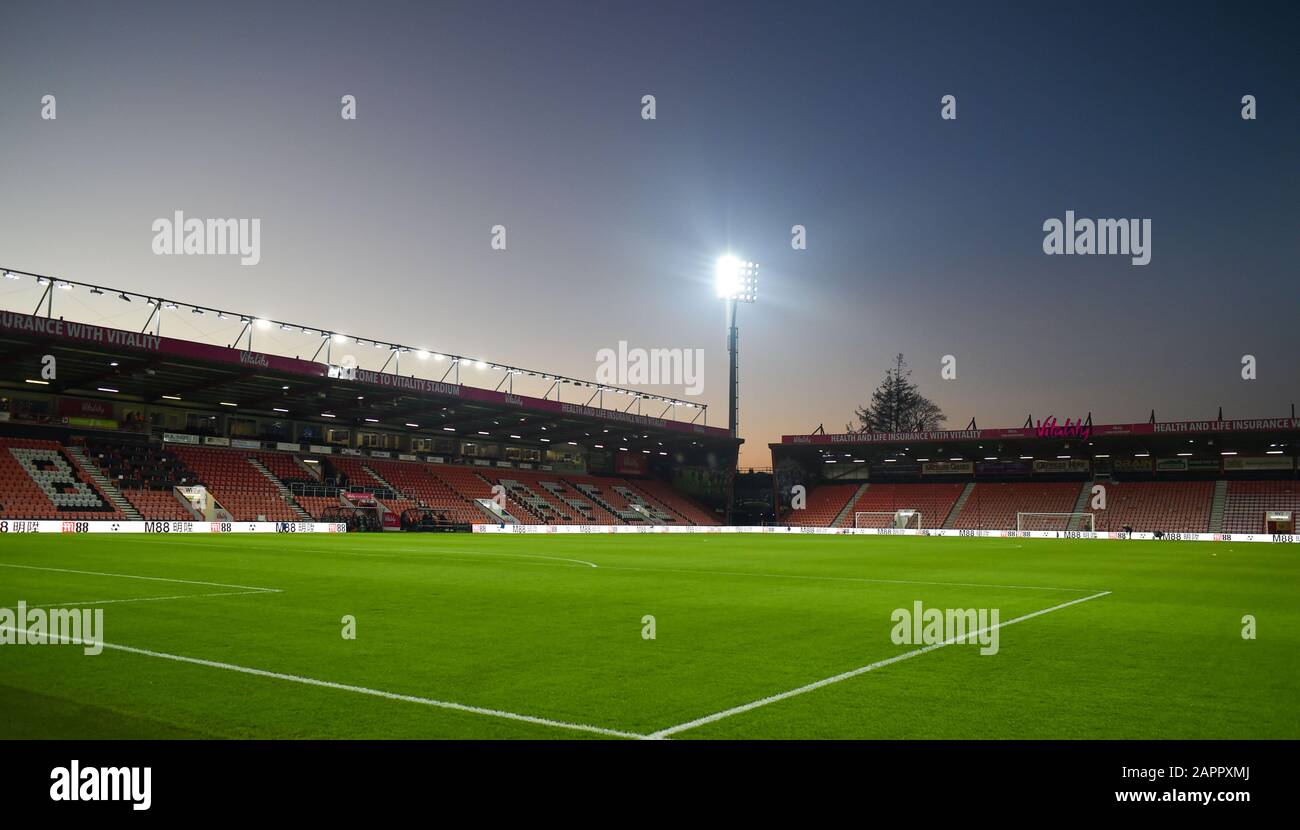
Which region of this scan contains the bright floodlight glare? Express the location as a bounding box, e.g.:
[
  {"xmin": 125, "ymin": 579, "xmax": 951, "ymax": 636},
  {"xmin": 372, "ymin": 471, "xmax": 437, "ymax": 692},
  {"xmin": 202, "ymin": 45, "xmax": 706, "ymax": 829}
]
[
  {"xmin": 715, "ymin": 254, "xmax": 758, "ymax": 302},
  {"xmin": 715, "ymin": 255, "xmax": 740, "ymax": 298}
]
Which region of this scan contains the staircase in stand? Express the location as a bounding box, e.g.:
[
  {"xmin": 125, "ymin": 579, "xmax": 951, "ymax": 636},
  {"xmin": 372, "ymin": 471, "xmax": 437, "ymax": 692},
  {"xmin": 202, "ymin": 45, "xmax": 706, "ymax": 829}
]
[
  {"xmin": 362, "ymin": 465, "xmax": 410, "ymax": 503},
  {"xmin": 65, "ymin": 445, "xmax": 141, "ymax": 520},
  {"xmin": 831, "ymin": 482, "xmax": 869, "ymax": 528},
  {"xmin": 249, "ymin": 457, "xmax": 311, "ymax": 521},
  {"xmin": 295, "ymin": 456, "xmax": 323, "ymax": 481},
  {"xmin": 943, "ymin": 482, "xmax": 976, "ymax": 529},
  {"xmin": 1208, "ymin": 479, "xmax": 1228, "ymax": 533},
  {"xmin": 475, "ymin": 498, "xmax": 520, "ymax": 524},
  {"xmin": 1068, "ymin": 481, "xmax": 1094, "ymax": 531}
]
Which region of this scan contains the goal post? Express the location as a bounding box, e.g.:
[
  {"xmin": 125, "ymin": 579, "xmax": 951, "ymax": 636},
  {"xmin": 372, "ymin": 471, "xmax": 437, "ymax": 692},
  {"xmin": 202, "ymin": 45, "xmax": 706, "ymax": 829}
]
[
  {"xmin": 1016, "ymin": 512, "xmax": 1094, "ymax": 532},
  {"xmin": 854, "ymin": 510, "xmax": 921, "ymax": 530}
]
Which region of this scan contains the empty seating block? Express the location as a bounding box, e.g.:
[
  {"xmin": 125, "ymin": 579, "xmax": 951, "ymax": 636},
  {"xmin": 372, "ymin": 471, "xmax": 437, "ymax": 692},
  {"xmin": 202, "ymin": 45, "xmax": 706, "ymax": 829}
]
[
  {"xmin": 540, "ymin": 479, "xmax": 611, "ymax": 523},
  {"xmin": 328, "ymin": 457, "xmax": 389, "ymax": 490},
  {"xmin": 1222, "ymin": 481, "xmax": 1300, "ymax": 534},
  {"xmin": 368, "ymin": 459, "xmax": 504, "ymax": 524},
  {"xmin": 472, "ymin": 470, "xmax": 570, "ymax": 524},
  {"xmin": 612, "ymin": 484, "xmax": 676, "ymax": 523},
  {"xmin": 845, "ymin": 483, "xmax": 966, "ymax": 528},
  {"xmin": 124, "ymin": 489, "xmax": 194, "ymax": 521},
  {"xmin": 568, "ymin": 477, "xmax": 647, "ymax": 523},
  {"xmin": 782, "ymin": 482, "xmax": 859, "ymax": 526},
  {"xmin": 953, "ymin": 482, "xmax": 1082, "ymax": 530},
  {"xmin": 1091, "ymin": 480, "xmax": 1213, "ymax": 533},
  {"xmin": 254, "ymin": 451, "xmax": 316, "ymax": 486},
  {"xmin": 431, "ymin": 465, "xmax": 521, "ymax": 523},
  {"xmin": 0, "ymin": 433, "xmax": 724, "ymax": 528},
  {"xmin": 82, "ymin": 439, "xmax": 197, "ymax": 491},
  {"xmin": 630, "ymin": 479, "xmax": 720, "ymax": 525},
  {"xmin": 296, "ymin": 495, "xmax": 344, "ymax": 520},
  {"xmin": 0, "ymin": 438, "xmax": 121, "ymax": 520},
  {"xmin": 171, "ymin": 446, "xmax": 299, "ymax": 521}
]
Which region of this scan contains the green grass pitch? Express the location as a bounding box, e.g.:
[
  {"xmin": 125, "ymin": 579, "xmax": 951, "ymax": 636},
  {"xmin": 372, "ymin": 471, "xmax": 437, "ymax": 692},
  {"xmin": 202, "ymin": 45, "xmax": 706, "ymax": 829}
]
[{"xmin": 1, "ymin": 532, "xmax": 1296, "ymax": 739}]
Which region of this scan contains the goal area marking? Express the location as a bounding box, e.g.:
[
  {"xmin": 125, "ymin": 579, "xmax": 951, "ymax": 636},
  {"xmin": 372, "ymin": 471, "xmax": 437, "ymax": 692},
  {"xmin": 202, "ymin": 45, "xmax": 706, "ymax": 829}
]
[
  {"xmin": 648, "ymin": 590, "xmax": 1112, "ymax": 738},
  {"xmin": 8, "ymin": 555, "xmax": 1111, "ymax": 739}
]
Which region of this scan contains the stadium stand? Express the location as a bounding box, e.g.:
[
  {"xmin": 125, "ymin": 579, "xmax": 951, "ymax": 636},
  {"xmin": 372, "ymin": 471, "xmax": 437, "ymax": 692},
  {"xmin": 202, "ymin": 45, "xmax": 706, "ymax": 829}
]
[
  {"xmin": 1092, "ymin": 480, "xmax": 1214, "ymax": 534},
  {"xmin": 843, "ymin": 482, "xmax": 966, "ymax": 528},
  {"xmin": 611, "ymin": 483, "xmax": 677, "ymax": 524},
  {"xmin": 327, "ymin": 456, "xmax": 387, "ymax": 491},
  {"xmin": 1221, "ymin": 480, "xmax": 1300, "ymax": 534},
  {"xmin": 376, "ymin": 496, "xmax": 419, "ymax": 517},
  {"xmin": 430, "ymin": 465, "xmax": 527, "ymax": 523},
  {"xmin": 565, "ymin": 474, "xmax": 652, "ymax": 523},
  {"xmin": 78, "ymin": 438, "xmax": 199, "ymax": 520},
  {"xmin": 170, "ymin": 445, "xmax": 301, "ymax": 521},
  {"xmin": 5, "ymin": 422, "xmax": 1287, "ymax": 532},
  {"xmin": 478, "ymin": 468, "xmax": 581, "ymax": 524},
  {"xmin": 81, "ymin": 438, "xmax": 197, "ymax": 491},
  {"xmin": 951, "ymin": 482, "xmax": 1083, "ymax": 530},
  {"xmin": 0, "ymin": 437, "xmax": 123, "ymax": 520},
  {"xmin": 296, "ymin": 495, "xmax": 343, "ymax": 520},
  {"xmin": 539, "ymin": 476, "xmax": 617, "ymax": 524},
  {"xmin": 411, "ymin": 467, "xmax": 497, "ymax": 525},
  {"xmin": 123, "ymin": 488, "xmax": 195, "ymax": 521},
  {"xmin": 630, "ymin": 478, "xmax": 721, "ymax": 525},
  {"xmin": 252, "ymin": 451, "xmax": 318, "ymax": 487},
  {"xmin": 780, "ymin": 482, "xmax": 859, "ymax": 526}
]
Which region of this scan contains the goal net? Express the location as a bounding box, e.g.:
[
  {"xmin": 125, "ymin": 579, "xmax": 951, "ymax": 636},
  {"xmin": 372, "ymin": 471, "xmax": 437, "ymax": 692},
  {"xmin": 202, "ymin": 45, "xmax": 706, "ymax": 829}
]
[
  {"xmin": 1016, "ymin": 512, "xmax": 1094, "ymax": 532},
  {"xmin": 854, "ymin": 510, "xmax": 920, "ymax": 530}
]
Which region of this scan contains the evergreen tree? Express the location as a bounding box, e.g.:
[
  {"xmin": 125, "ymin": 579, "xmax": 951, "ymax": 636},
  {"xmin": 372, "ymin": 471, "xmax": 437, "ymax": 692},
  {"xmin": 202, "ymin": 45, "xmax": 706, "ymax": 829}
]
[{"xmin": 850, "ymin": 354, "xmax": 946, "ymax": 433}]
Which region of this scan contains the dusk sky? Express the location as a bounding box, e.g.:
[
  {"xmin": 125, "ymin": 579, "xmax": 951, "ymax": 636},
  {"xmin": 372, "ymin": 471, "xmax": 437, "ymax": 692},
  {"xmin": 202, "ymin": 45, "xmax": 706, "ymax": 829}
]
[{"xmin": 1, "ymin": 1, "xmax": 1296, "ymax": 466}]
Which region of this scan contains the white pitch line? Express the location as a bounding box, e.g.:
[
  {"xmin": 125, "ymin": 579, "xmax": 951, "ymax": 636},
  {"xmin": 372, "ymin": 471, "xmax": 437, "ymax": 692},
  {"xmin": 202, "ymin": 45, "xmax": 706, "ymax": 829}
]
[
  {"xmin": 0, "ymin": 625, "xmax": 644, "ymax": 740},
  {"xmin": 647, "ymin": 590, "xmax": 1113, "ymax": 739},
  {"xmin": 28, "ymin": 590, "xmax": 278, "ymax": 609},
  {"xmin": 295, "ymin": 546, "xmax": 1087, "ymax": 593},
  {"xmin": 0, "ymin": 562, "xmax": 282, "ymax": 593},
  {"xmin": 156, "ymin": 539, "xmax": 601, "ymax": 569},
  {"xmin": 135, "ymin": 538, "xmax": 1085, "ymax": 593},
  {"xmin": 334, "ymin": 549, "xmax": 599, "ymax": 569},
  {"xmin": 594, "ymin": 563, "xmax": 1094, "ymax": 594}
]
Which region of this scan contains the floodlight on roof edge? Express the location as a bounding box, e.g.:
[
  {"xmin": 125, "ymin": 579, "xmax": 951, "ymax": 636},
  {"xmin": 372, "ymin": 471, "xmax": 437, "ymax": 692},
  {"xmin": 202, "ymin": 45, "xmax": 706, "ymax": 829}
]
[{"xmin": 0, "ymin": 263, "xmax": 709, "ymax": 423}]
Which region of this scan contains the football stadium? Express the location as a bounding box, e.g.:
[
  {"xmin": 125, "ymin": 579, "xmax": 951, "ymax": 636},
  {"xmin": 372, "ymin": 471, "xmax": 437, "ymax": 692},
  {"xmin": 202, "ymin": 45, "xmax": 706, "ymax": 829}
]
[
  {"xmin": 1, "ymin": 0, "xmax": 1296, "ymax": 814},
  {"xmin": 0, "ymin": 269, "xmax": 1296, "ymax": 747}
]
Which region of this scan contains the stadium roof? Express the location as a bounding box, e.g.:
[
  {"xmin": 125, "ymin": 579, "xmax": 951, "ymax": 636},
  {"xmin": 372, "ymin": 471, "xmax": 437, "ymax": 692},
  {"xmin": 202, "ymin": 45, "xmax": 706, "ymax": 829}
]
[
  {"xmin": 773, "ymin": 417, "xmax": 1300, "ymax": 468},
  {"xmin": 778, "ymin": 418, "xmax": 1300, "ymax": 446},
  {"xmin": 0, "ymin": 303, "xmax": 734, "ymax": 458}
]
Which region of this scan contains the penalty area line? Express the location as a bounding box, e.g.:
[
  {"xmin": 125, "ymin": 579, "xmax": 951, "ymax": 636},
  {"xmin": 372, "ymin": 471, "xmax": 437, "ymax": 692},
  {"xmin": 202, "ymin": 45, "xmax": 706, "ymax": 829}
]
[
  {"xmin": 0, "ymin": 562, "xmax": 283, "ymax": 593},
  {"xmin": 0, "ymin": 626, "xmax": 643, "ymax": 740},
  {"xmin": 332, "ymin": 549, "xmax": 599, "ymax": 569},
  {"xmin": 647, "ymin": 589, "xmax": 1112, "ymax": 739},
  {"xmin": 28, "ymin": 589, "xmax": 279, "ymax": 609}
]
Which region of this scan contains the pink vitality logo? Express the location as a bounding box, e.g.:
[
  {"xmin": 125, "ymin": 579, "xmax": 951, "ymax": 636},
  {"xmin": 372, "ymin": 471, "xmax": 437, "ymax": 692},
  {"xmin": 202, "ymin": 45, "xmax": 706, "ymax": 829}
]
[{"xmin": 1035, "ymin": 416, "xmax": 1091, "ymax": 440}]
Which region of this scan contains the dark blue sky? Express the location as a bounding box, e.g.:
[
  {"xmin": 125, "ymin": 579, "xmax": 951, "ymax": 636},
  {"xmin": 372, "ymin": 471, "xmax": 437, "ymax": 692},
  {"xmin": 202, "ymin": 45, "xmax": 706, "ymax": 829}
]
[{"xmin": 1, "ymin": 1, "xmax": 1296, "ymax": 465}]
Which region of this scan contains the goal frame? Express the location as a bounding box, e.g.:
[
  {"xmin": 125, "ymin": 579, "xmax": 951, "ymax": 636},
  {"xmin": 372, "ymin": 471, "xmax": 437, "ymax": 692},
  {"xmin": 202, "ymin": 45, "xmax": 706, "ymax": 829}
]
[
  {"xmin": 854, "ymin": 510, "xmax": 921, "ymax": 530},
  {"xmin": 1016, "ymin": 512, "xmax": 1094, "ymax": 532}
]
